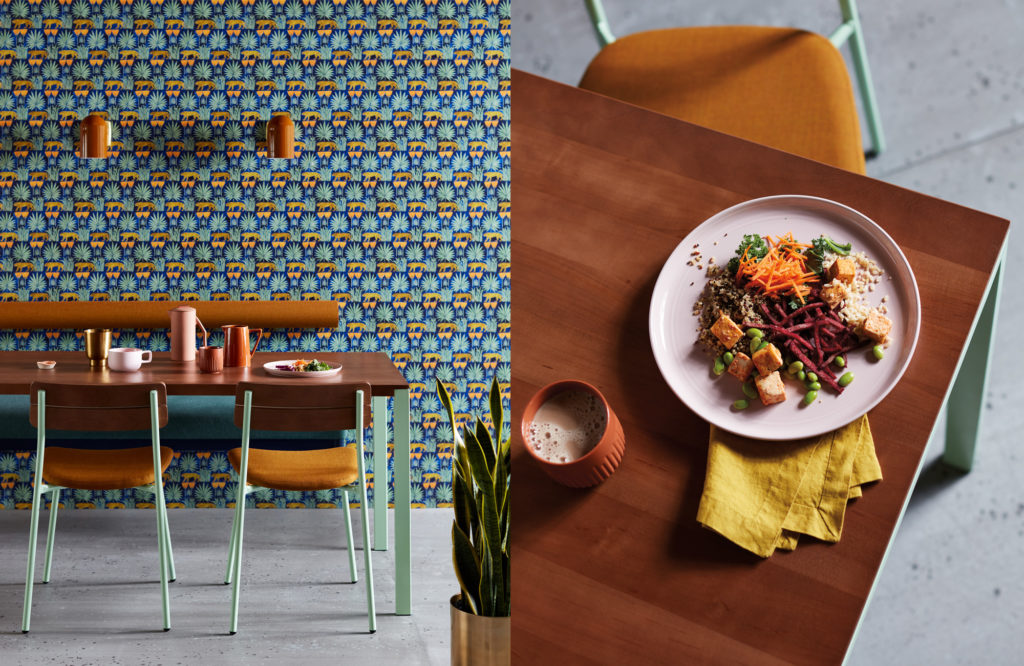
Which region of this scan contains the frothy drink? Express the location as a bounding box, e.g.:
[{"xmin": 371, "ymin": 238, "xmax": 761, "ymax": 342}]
[{"xmin": 526, "ymin": 389, "xmax": 607, "ymax": 464}]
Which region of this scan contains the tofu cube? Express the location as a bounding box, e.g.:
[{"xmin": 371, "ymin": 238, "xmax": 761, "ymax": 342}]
[
  {"xmin": 826, "ymin": 257, "xmax": 856, "ymax": 284},
  {"xmin": 727, "ymin": 352, "xmax": 754, "ymax": 381},
  {"xmin": 754, "ymin": 371, "xmax": 787, "ymax": 406},
  {"xmin": 819, "ymin": 280, "xmax": 849, "ymax": 309},
  {"xmin": 710, "ymin": 312, "xmax": 744, "ymax": 349},
  {"xmin": 860, "ymin": 310, "xmax": 892, "ymax": 344},
  {"xmin": 752, "ymin": 343, "xmax": 783, "ymax": 376}
]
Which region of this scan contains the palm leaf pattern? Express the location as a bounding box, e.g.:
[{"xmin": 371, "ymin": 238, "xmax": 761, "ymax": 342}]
[{"xmin": 0, "ymin": 0, "xmax": 509, "ymax": 510}]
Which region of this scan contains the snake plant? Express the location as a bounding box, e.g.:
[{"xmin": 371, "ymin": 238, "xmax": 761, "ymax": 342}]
[{"xmin": 437, "ymin": 378, "xmax": 510, "ymax": 617}]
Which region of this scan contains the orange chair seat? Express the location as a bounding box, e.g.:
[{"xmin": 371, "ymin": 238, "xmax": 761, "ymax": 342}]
[
  {"xmin": 579, "ymin": 26, "xmax": 866, "ymax": 174},
  {"xmin": 228, "ymin": 447, "xmax": 358, "ymax": 492},
  {"xmin": 43, "ymin": 446, "xmax": 174, "ymax": 491}
]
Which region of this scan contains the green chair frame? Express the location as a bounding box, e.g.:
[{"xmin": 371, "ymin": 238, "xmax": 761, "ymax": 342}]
[
  {"xmin": 22, "ymin": 387, "xmax": 175, "ymax": 633},
  {"xmin": 224, "ymin": 387, "xmax": 376, "ymax": 635},
  {"xmin": 583, "ymin": 0, "xmax": 886, "ymax": 156}
]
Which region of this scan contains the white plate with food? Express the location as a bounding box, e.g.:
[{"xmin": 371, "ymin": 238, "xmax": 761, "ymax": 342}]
[
  {"xmin": 649, "ymin": 195, "xmax": 921, "ymax": 440},
  {"xmin": 263, "ymin": 359, "xmax": 343, "ymax": 378}
]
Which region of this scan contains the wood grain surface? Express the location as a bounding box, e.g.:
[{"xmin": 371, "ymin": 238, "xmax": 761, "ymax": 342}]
[
  {"xmin": 0, "ymin": 352, "xmax": 407, "ymax": 395},
  {"xmin": 511, "ymin": 71, "xmax": 1008, "ymax": 665}
]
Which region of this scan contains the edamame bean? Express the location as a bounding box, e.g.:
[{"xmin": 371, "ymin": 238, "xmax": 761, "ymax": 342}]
[
  {"xmin": 788, "ymin": 361, "xmax": 804, "ymax": 373},
  {"xmin": 834, "ymin": 356, "xmax": 846, "ymax": 368},
  {"xmin": 723, "ymin": 351, "xmax": 734, "ymax": 365},
  {"xmin": 807, "ymin": 372, "xmax": 818, "ymax": 383},
  {"xmin": 803, "ymin": 390, "xmax": 818, "ymax": 405},
  {"xmin": 742, "ymin": 380, "xmax": 758, "ymax": 400},
  {"xmin": 750, "ymin": 338, "xmax": 760, "ymax": 355},
  {"xmin": 872, "ymin": 345, "xmax": 884, "ymax": 360},
  {"xmin": 797, "ymin": 370, "xmax": 806, "ymax": 382},
  {"xmin": 746, "ymin": 328, "xmax": 763, "ymax": 339},
  {"xmin": 807, "ymin": 381, "xmax": 821, "ymax": 391},
  {"xmin": 732, "ymin": 399, "xmax": 749, "ymax": 410},
  {"xmin": 839, "ymin": 371, "xmax": 855, "ymax": 387},
  {"xmin": 713, "ymin": 357, "xmax": 726, "ymax": 376}
]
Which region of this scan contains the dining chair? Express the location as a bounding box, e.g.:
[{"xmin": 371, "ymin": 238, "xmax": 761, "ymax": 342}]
[
  {"xmin": 23, "ymin": 382, "xmax": 175, "ymax": 633},
  {"xmin": 580, "ymin": 0, "xmax": 883, "ymax": 171},
  {"xmin": 224, "ymin": 381, "xmax": 375, "ymax": 634}
]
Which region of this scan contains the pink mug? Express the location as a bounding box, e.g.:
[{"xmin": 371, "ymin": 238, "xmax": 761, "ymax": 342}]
[{"xmin": 107, "ymin": 347, "xmax": 153, "ymax": 373}]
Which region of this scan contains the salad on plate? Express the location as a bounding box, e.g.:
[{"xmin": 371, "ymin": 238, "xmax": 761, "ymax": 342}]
[
  {"xmin": 695, "ymin": 232, "xmax": 893, "ymax": 411},
  {"xmin": 274, "ymin": 359, "xmax": 333, "ymax": 373}
]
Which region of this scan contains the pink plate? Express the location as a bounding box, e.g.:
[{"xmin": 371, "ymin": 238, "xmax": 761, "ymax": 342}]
[{"xmin": 649, "ymin": 195, "xmax": 921, "ymax": 440}]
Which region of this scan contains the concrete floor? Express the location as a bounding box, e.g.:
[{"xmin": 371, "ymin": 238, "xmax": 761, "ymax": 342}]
[
  {"xmin": 0, "ymin": 509, "xmax": 451, "ymax": 665},
  {"xmin": 515, "ymin": 1, "xmax": 1023, "ymax": 664}
]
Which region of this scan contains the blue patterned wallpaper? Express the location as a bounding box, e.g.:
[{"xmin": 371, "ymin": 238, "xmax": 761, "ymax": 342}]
[{"xmin": 0, "ymin": 0, "xmax": 511, "ymax": 509}]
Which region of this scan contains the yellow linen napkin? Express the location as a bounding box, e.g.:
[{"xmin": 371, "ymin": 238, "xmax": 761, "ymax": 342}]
[{"xmin": 696, "ymin": 415, "xmax": 881, "ymax": 558}]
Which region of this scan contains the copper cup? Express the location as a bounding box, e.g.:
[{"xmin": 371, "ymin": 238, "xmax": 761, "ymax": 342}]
[
  {"xmin": 84, "ymin": 328, "xmax": 112, "ymax": 368},
  {"xmin": 520, "ymin": 380, "xmax": 625, "ymax": 488},
  {"xmin": 197, "ymin": 346, "xmax": 224, "ymax": 374}
]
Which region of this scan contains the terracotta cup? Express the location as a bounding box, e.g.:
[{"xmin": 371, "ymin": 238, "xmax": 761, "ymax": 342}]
[
  {"xmin": 520, "ymin": 380, "xmax": 625, "ymax": 488},
  {"xmin": 222, "ymin": 325, "xmax": 263, "ymax": 368},
  {"xmin": 197, "ymin": 345, "xmax": 224, "ymax": 374}
]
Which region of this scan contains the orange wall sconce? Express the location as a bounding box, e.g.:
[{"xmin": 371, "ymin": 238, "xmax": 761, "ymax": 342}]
[
  {"xmin": 266, "ymin": 113, "xmax": 295, "ymax": 159},
  {"xmin": 79, "ymin": 113, "xmax": 111, "ymax": 159}
]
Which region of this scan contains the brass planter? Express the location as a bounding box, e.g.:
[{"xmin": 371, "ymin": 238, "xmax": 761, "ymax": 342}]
[{"xmin": 450, "ymin": 595, "xmax": 510, "ymax": 666}]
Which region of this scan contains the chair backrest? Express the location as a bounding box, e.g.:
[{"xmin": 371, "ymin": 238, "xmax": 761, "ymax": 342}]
[
  {"xmin": 234, "ymin": 381, "xmax": 371, "ymax": 432},
  {"xmin": 29, "ymin": 382, "xmax": 168, "ymax": 432}
]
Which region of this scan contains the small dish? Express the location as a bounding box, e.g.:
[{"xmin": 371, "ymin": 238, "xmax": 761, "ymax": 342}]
[
  {"xmin": 37, "ymin": 360, "xmax": 56, "ymax": 370},
  {"xmin": 263, "ymin": 360, "xmax": 343, "ymax": 378}
]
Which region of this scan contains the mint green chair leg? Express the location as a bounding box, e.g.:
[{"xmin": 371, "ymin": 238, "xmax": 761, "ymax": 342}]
[
  {"xmin": 22, "ymin": 390, "xmax": 46, "ymax": 633},
  {"xmin": 372, "ymin": 395, "xmax": 389, "ymax": 551},
  {"xmin": 393, "ymin": 388, "xmax": 411, "ymax": 616},
  {"xmin": 42, "ymin": 488, "xmax": 60, "ymax": 584},
  {"xmin": 228, "ymin": 391, "xmax": 252, "ymax": 635},
  {"xmin": 834, "ymin": 0, "xmax": 886, "ymax": 156},
  {"xmin": 943, "ymin": 256, "xmax": 1003, "ymax": 471},
  {"xmin": 151, "ymin": 390, "xmax": 171, "ymax": 631},
  {"xmin": 355, "ymin": 390, "xmax": 377, "ymax": 633},
  {"xmin": 342, "ymin": 489, "xmax": 357, "ymax": 583}
]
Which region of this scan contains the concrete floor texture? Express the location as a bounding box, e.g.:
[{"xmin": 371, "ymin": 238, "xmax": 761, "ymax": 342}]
[
  {"xmin": 515, "ymin": 1, "xmax": 1023, "ymax": 664},
  {"xmin": 0, "ymin": 509, "xmax": 451, "ymax": 665}
]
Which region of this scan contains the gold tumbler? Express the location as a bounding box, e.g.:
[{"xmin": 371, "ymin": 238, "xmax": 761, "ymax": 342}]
[{"xmin": 84, "ymin": 328, "xmax": 112, "ymax": 368}]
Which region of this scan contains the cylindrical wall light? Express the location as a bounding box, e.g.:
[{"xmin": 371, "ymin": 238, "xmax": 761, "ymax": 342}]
[
  {"xmin": 266, "ymin": 113, "xmax": 295, "ymax": 159},
  {"xmin": 80, "ymin": 114, "xmax": 111, "ymax": 159}
]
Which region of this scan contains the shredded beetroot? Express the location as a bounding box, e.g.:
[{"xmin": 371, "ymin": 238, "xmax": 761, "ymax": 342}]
[{"xmin": 751, "ymin": 295, "xmax": 866, "ymax": 394}]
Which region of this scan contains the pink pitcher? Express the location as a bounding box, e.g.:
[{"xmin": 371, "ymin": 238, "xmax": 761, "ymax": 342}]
[{"xmin": 168, "ymin": 305, "xmax": 207, "ymax": 362}]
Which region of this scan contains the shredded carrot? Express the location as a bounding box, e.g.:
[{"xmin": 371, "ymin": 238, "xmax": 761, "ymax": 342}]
[{"xmin": 735, "ymin": 233, "xmax": 819, "ymax": 303}]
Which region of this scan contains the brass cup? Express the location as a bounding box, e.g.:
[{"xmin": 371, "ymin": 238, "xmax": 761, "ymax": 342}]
[{"xmin": 84, "ymin": 328, "xmax": 112, "ymax": 368}]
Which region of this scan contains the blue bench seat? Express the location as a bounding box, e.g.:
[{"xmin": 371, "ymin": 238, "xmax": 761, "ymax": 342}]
[{"xmin": 0, "ymin": 395, "xmax": 340, "ymax": 450}]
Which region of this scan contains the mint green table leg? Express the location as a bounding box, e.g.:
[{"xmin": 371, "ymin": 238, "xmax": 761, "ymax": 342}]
[
  {"xmin": 393, "ymin": 388, "xmax": 411, "ymax": 615},
  {"xmin": 943, "ymin": 257, "xmax": 1003, "ymax": 471},
  {"xmin": 42, "ymin": 488, "xmax": 60, "ymax": 583},
  {"xmin": 372, "ymin": 395, "xmax": 389, "ymax": 551},
  {"xmin": 23, "ymin": 390, "xmax": 46, "ymax": 633},
  {"xmin": 342, "ymin": 489, "xmax": 358, "ymax": 582},
  {"xmin": 160, "ymin": 500, "xmax": 176, "ymax": 582},
  {"xmin": 225, "ymin": 502, "xmax": 239, "ymax": 585}
]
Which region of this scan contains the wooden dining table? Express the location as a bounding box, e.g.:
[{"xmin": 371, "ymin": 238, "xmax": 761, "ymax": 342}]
[
  {"xmin": 511, "ymin": 70, "xmax": 1008, "ymax": 664},
  {"xmin": 0, "ymin": 350, "xmax": 413, "ymax": 617}
]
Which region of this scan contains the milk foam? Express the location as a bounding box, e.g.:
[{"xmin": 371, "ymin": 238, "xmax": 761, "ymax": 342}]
[{"xmin": 527, "ymin": 389, "xmax": 607, "ymax": 464}]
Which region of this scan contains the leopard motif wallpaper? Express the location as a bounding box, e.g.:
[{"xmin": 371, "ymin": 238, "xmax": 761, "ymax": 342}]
[{"xmin": 0, "ymin": 0, "xmax": 510, "ymax": 509}]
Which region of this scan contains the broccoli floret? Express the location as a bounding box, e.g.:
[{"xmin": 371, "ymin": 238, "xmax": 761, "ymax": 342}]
[
  {"xmin": 807, "ymin": 236, "xmax": 852, "ymax": 274},
  {"xmin": 727, "ymin": 233, "xmax": 769, "ymax": 275}
]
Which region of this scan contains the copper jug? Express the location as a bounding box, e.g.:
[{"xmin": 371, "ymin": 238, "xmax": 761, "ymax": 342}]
[
  {"xmin": 168, "ymin": 305, "xmax": 207, "ymax": 362},
  {"xmin": 222, "ymin": 325, "xmax": 263, "ymax": 368}
]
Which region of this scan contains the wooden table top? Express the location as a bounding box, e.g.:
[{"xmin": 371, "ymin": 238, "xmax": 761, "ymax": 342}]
[
  {"xmin": 511, "ymin": 70, "xmax": 1009, "ymax": 664},
  {"xmin": 0, "ymin": 352, "xmax": 408, "ymax": 396}
]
